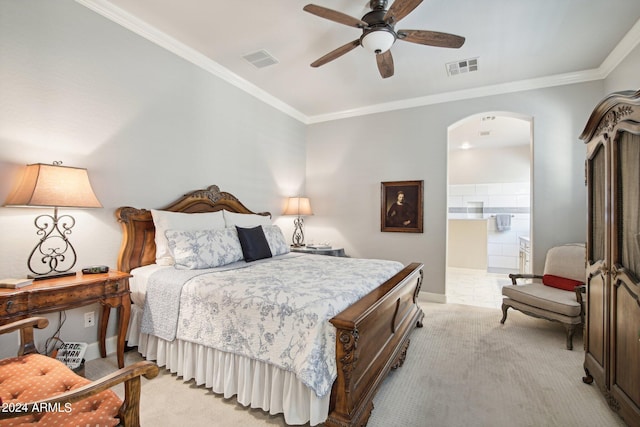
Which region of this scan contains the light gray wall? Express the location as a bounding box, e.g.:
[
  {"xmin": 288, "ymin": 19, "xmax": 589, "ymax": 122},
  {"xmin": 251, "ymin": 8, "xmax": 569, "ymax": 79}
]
[
  {"xmin": 306, "ymin": 83, "xmax": 604, "ymax": 298},
  {"xmin": 0, "ymin": 0, "xmax": 305, "ymax": 358},
  {"xmin": 605, "ymin": 43, "xmax": 640, "ymax": 94},
  {"xmin": 449, "ymin": 145, "xmax": 531, "ymax": 185}
]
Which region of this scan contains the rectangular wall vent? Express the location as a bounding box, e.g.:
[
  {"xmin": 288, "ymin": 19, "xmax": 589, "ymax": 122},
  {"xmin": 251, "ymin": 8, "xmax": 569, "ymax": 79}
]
[
  {"xmin": 446, "ymin": 57, "xmax": 479, "ymax": 76},
  {"xmin": 243, "ymin": 50, "xmax": 279, "ymax": 69}
]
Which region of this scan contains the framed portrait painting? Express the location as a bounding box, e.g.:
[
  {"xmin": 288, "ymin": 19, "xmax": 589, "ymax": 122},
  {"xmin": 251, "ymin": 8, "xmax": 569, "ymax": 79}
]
[{"xmin": 381, "ymin": 180, "xmax": 423, "ymax": 233}]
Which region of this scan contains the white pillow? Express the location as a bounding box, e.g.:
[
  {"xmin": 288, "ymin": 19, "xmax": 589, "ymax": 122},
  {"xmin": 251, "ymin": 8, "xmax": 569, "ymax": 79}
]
[
  {"xmin": 165, "ymin": 228, "xmax": 243, "ymax": 270},
  {"xmin": 262, "ymin": 225, "xmax": 290, "ymax": 256},
  {"xmin": 151, "ymin": 209, "xmax": 225, "ymax": 265},
  {"xmin": 223, "ymin": 210, "xmax": 272, "ymax": 228}
]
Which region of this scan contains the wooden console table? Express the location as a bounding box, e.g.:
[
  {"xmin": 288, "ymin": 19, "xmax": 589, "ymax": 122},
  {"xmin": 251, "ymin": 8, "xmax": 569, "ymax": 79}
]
[{"xmin": 0, "ymin": 270, "xmax": 131, "ymax": 368}]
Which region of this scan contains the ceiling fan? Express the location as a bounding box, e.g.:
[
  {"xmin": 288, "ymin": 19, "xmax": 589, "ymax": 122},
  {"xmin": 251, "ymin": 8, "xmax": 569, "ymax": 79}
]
[{"xmin": 303, "ymin": 0, "xmax": 466, "ymax": 78}]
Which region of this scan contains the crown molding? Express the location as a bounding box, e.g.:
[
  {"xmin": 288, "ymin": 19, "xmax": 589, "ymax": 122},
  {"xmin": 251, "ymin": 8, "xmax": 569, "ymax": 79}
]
[
  {"xmin": 599, "ymin": 17, "xmax": 640, "ymax": 75},
  {"xmin": 306, "ymin": 69, "xmax": 605, "ymax": 124},
  {"xmin": 78, "ymin": 1, "xmax": 640, "ymax": 125}
]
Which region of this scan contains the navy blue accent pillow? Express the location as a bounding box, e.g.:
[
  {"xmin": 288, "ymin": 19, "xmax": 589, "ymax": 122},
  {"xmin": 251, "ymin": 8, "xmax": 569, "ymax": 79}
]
[{"xmin": 236, "ymin": 226, "xmax": 273, "ymax": 262}]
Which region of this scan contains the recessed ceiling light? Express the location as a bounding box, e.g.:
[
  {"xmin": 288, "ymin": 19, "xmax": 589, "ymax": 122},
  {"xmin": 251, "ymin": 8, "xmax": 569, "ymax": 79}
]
[{"xmin": 460, "ymin": 142, "xmax": 471, "ymax": 150}]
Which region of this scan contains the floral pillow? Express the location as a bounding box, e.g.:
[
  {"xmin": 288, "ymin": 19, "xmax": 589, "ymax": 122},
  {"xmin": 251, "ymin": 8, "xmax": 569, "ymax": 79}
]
[
  {"xmin": 262, "ymin": 225, "xmax": 290, "ymax": 256},
  {"xmin": 165, "ymin": 228, "xmax": 243, "ymax": 270},
  {"xmin": 151, "ymin": 209, "xmax": 225, "ymax": 266}
]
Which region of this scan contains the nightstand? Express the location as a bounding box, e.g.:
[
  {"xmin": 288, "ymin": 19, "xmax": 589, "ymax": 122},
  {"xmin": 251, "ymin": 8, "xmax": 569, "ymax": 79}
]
[
  {"xmin": 0, "ymin": 270, "xmax": 131, "ymax": 368},
  {"xmin": 290, "ymin": 246, "xmax": 346, "ymax": 257}
]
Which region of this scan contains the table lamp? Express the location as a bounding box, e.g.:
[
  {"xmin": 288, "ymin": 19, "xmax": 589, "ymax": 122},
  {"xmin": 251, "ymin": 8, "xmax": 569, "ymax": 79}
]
[
  {"xmin": 283, "ymin": 197, "xmax": 313, "ymax": 247},
  {"xmin": 4, "ymin": 162, "xmax": 102, "ymax": 279}
]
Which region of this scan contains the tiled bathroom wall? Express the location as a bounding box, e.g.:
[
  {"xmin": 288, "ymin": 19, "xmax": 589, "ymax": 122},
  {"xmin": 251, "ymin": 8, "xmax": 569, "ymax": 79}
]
[{"xmin": 448, "ymin": 182, "xmax": 530, "ymax": 272}]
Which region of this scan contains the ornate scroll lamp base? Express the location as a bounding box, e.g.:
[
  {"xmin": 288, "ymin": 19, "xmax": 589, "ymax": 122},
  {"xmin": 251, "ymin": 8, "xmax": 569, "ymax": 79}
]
[
  {"xmin": 27, "ymin": 207, "xmax": 78, "ymax": 280},
  {"xmin": 291, "ymin": 216, "xmax": 306, "ymax": 247}
]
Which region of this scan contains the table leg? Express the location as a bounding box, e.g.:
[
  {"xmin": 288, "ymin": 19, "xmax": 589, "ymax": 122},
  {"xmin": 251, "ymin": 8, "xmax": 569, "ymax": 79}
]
[
  {"xmin": 117, "ymin": 295, "xmax": 131, "ymax": 369},
  {"xmin": 99, "ymin": 304, "xmax": 110, "ymax": 358}
]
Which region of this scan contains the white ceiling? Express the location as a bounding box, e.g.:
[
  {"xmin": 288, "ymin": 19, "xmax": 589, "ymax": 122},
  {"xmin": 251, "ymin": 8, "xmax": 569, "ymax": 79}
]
[{"xmin": 85, "ymin": 0, "xmax": 640, "ymax": 124}]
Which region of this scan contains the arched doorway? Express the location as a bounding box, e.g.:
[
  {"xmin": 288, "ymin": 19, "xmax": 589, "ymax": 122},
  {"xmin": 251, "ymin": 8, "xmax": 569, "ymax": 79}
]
[{"xmin": 446, "ymin": 112, "xmax": 533, "ymax": 308}]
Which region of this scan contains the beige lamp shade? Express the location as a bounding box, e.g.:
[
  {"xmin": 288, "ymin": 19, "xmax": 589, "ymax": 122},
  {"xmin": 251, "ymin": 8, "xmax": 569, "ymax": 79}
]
[
  {"xmin": 4, "ymin": 163, "xmax": 102, "ymax": 208},
  {"xmin": 283, "ymin": 197, "xmax": 313, "ymax": 216}
]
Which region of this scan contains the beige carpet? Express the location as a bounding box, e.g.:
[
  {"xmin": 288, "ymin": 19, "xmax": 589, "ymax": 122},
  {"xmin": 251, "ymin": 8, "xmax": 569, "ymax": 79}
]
[{"xmin": 85, "ymin": 302, "xmax": 625, "ymax": 427}]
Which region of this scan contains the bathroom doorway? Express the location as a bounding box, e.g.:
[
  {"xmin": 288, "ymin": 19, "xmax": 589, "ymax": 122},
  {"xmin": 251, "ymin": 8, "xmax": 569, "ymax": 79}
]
[{"xmin": 446, "ymin": 112, "xmax": 533, "ymax": 308}]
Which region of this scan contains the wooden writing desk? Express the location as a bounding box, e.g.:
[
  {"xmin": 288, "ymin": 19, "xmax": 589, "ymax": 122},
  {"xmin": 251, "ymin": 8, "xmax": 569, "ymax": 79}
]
[{"xmin": 0, "ymin": 270, "xmax": 131, "ymax": 368}]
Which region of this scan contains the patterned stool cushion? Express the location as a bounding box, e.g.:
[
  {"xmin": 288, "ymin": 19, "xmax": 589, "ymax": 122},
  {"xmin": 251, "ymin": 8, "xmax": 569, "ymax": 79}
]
[{"xmin": 0, "ymin": 353, "xmax": 121, "ymax": 426}]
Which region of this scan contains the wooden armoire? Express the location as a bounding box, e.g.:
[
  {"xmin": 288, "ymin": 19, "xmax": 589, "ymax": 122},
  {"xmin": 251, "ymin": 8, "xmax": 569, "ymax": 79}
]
[{"xmin": 580, "ymin": 89, "xmax": 640, "ymax": 427}]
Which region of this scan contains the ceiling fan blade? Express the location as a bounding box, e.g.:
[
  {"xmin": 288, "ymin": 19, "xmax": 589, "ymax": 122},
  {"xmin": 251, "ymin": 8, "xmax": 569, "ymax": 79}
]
[
  {"xmin": 384, "ymin": 0, "xmax": 423, "ymax": 24},
  {"xmin": 311, "ymin": 39, "xmax": 361, "ymax": 68},
  {"xmin": 397, "ymin": 30, "xmax": 465, "ymax": 48},
  {"xmin": 376, "ymin": 50, "xmax": 394, "ymax": 79},
  {"xmin": 303, "ymin": 4, "xmax": 367, "ymax": 28}
]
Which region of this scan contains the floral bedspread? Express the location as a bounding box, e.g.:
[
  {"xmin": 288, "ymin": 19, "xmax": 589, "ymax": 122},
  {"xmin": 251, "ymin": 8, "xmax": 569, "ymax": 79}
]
[{"xmin": 143, "ymin": 254, "xmax": 403, "ymax": 397}]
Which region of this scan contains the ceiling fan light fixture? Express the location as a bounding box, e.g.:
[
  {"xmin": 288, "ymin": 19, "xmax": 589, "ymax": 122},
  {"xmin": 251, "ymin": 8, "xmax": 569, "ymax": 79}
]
[
  {"xmin": 361, "ymin": 28, "xmax": 395, "ymax": 54},
  {"xmin": 304, "ymin": 1, "xmax": 466, "ymax": 76}
]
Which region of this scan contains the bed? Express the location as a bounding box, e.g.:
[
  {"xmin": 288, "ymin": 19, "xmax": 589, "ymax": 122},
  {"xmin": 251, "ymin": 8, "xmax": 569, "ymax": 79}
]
[{"xmin": 115, "ymin": 185, "xmax": 424, "ymax": 426}]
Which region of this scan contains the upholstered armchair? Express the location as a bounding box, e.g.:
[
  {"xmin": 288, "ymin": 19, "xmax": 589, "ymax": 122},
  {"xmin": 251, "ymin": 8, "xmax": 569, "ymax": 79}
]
[
  {"xmin": 500, "ymin": 243, "xmax": 586, "ymax": 350},
  {"xmin": 0, "ymin": 317, "xmax": 158, "ymax": 426}
]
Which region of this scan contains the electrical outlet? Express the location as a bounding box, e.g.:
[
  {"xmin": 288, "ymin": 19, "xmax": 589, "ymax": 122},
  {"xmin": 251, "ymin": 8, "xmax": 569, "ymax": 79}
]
[{"xmin": 84, "ymin": 311, "xmax": 95, "ymax": 328}]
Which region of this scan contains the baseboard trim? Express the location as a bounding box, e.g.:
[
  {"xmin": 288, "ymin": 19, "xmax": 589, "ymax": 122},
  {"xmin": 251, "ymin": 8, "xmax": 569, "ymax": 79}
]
[
  {"xmin": 418, "ymin": 291, "xmax": 446, "ymax": 304},
  {"xmin": 84, "ymin": 336, "xmax": 119, "ymax": 362}
]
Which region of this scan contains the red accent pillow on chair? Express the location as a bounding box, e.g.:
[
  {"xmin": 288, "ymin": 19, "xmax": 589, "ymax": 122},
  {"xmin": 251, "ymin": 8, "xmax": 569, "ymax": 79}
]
[{"xmin": 542, "ymin": 274, "xmax": 583, "ymax": 291}]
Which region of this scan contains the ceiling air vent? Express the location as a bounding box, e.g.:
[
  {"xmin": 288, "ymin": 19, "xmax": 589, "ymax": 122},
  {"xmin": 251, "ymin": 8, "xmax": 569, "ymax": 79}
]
[
  {"xmin": 243, "ymin": 50, "xmax": 279, "ymax": 69},
  {"xmin": 446, "ymin": 57, "xmax": 478, "ymax": 76}
]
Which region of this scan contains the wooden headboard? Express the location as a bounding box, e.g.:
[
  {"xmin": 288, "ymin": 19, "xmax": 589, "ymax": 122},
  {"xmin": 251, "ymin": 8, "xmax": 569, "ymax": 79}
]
[{"xmin": 115, "ymin": 185, "xmax": 271, "ymax": 273}]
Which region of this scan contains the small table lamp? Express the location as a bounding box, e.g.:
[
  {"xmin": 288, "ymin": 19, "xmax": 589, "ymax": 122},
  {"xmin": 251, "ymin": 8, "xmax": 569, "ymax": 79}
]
[
  {"xmin": 4, "ymin": 162, "xmax": 102, "ymax": 280},
  {"xmin": 283, "ymin": 197, "xmax": 313, "ymax": 247}
]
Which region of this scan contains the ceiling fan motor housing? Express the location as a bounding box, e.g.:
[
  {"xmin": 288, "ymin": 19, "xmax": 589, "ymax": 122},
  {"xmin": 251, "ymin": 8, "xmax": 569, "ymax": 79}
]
[
  {"xmin": 360, "ymin": 8, "xmax": 396, "ymax": 53},
  {"xmin": 368, "ymin": 0, "xmax": 388, "ymax": 11}
]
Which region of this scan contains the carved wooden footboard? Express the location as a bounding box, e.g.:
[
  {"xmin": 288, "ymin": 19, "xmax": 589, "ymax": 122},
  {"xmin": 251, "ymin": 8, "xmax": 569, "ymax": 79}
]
[
  {"xmin": 328, "ymin": 262, "xmax": 424, "ymax": 427},
  {"xmin": 116, "ymin": 185, "xmax": 424, "ymax": 426}
]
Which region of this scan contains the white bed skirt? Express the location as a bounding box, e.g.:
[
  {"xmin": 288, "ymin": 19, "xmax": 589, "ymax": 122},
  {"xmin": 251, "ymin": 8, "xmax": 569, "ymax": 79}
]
[{"xmin": 126, "ymin": 304, "xmax": 329, "ymax": 426}]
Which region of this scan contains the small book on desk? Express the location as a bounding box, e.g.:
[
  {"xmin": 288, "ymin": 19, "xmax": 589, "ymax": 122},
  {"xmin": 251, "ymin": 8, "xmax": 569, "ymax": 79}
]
[{"xmin": 0, "ymin": 278, "xmax": 34, "ymax": 289}]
